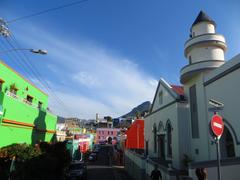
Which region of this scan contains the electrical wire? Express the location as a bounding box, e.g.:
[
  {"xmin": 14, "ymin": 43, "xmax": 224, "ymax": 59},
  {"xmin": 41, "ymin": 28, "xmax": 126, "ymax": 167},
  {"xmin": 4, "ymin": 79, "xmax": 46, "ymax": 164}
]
[
  {"xmin": 0, "ymin": 37, "xmax": 36, "ymax": 81},
  {"xmin": 10, "ymin": 35, "xmax": 74, "ymax": 116},
  {"xmin": 4, "ymin": 35, "xmax": 74, "ymax": 116},
  {"xmin": 6, "ymin": 0, "xmax": 88, "ymax": 24}
]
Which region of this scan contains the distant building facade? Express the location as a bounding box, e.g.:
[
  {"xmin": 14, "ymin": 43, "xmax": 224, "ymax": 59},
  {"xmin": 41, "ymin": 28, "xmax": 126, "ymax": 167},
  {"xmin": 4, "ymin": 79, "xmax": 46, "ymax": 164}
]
[
  {"xmin": 65, "ymin": 118, "xmax": 81, "ymax": 135},
  {"xmin": 96, "ymin": 128, "xmax": 120, "ymax": 144},
  {"xmin": 125, "ymin": 119, "xmax": 144, "ymax": 150}
]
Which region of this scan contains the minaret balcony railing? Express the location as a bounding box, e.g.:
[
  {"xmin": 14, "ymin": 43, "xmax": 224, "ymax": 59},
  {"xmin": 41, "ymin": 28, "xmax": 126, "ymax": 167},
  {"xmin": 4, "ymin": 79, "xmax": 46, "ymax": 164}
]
[
  {"xmin": 184, "ymin": 34, "xmax": 227, "ymax": 57},
  {"xmin": 180, "ymin": 60, "xmax": 225, "ymax": 84}
]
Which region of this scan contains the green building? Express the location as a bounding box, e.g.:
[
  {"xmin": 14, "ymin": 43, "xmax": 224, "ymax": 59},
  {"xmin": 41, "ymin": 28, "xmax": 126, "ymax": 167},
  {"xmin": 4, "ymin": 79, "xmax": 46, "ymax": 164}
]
[{"xmin": 0, "ymin": 61, "xmax": 57, "ymax": 147}]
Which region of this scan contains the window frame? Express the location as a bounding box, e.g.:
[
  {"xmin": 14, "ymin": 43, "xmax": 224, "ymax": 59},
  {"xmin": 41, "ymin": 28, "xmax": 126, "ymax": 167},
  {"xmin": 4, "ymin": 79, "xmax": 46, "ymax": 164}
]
[
  {"xmin": 26, "ymin": 95, "xmax": 33, "ymax": 104},
  {"xmin": 38, "ymin": 101, "xmax": 43, "ymax": 109},
  {"xmin": 159, "ymin": 91, "xmax": 163, "ymax": 105},
  {"xmin": 166, "ymin": 123, "xmax": 172, "ymax": 157}
]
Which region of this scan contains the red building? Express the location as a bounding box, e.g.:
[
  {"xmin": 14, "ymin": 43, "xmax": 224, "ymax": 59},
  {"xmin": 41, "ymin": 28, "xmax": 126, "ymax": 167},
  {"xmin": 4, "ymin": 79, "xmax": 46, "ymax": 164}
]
[{"xmin": 125, "ymin": 119, "xmax": 144, "ymax": 149}]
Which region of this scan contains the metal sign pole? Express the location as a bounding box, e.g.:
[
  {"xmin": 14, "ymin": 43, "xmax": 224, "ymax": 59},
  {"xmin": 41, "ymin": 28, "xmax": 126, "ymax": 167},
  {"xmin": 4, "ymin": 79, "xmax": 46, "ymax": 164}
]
[
  {"xmin": 209, "ymin": 99, "xmax": 224, "ymax": 180},
  {"xmin": 216, "ymin": 137, "xmax": 221, "ymax": 180}
]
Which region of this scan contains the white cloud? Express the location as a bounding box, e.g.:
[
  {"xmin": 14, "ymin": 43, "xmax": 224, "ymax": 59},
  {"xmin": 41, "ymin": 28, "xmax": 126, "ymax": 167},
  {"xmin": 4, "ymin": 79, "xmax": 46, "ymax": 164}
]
[
  {"xmin": 12, "ymin": 23, "xmax": 158, "ymax": 119},
  {"xmin": 72, "ymin": 71, "xmax": 101, "ymax": 88}
]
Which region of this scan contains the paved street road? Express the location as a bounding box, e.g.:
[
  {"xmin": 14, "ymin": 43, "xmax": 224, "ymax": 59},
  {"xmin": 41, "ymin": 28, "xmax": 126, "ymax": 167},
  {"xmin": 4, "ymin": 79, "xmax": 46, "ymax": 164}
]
[{"xmin": 86, "ymin": 145, "xmax": 134, "ymax": 180}]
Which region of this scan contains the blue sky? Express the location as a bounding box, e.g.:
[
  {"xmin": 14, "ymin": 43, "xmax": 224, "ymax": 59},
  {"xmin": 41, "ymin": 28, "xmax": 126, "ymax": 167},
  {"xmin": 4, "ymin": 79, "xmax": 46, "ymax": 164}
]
[{"xmin": 0, "ymin": 0, "xmax": 239, "ymax": 119}]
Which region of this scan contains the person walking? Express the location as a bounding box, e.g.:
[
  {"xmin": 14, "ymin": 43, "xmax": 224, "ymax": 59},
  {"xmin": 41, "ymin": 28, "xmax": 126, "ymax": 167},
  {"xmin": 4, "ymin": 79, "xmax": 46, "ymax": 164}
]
[
  {"xmin": 195, "ymin": 168, "xmax": 207, "ymax": 180},
  {"xmin": 150, "ymin": 165, "xmax": 162, "ymax": 180}
]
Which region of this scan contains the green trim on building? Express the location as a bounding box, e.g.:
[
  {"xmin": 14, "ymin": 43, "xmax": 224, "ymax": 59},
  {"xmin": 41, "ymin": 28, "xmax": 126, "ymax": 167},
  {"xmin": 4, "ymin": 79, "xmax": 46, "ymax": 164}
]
[{"xmin": 0, "ymin": 61, "xmax": 57, "ymax": 147}]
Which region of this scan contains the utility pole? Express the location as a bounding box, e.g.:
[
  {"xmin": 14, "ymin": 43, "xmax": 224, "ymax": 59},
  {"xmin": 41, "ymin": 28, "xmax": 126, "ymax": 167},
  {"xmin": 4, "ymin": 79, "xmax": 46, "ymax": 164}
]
[{"xmin": 0, "ymin": 18, "xmax": 10, "ymax": 37}]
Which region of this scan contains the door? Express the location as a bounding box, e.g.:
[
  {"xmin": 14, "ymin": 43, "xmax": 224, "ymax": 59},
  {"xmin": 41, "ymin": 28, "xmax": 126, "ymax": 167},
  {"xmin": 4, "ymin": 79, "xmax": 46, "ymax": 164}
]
[{"xmin": 158, "ymin": 135, "xmax": 165, "ymax": 160}]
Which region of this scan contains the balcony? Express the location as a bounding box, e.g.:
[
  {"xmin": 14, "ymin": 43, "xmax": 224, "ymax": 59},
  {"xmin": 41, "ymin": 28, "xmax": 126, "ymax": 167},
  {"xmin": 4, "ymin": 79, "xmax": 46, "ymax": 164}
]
[
  {"xmin": 180, "ymin": 60, "xmax": 225, "ymax": 84},
  {"xmin": 6, "ymin": 91, "xmax": 42, "ymax": 110},
  {"xmin": 184, "ymin": 34, "xmax": 227, "ymax": 57}
]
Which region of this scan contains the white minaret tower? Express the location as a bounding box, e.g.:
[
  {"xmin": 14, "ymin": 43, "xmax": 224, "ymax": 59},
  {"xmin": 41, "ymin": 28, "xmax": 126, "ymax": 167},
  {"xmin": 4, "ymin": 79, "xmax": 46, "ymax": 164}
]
[{"xmin": 180, "ymin": 11, "xmax": 227, "ymax": 83}]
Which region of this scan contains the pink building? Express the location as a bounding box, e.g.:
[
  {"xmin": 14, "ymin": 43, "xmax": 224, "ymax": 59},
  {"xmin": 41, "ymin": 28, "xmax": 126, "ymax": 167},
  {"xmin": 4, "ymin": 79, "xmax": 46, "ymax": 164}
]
[{"xmin": 96, "ymin": 128, "xmax": 120, "ymax": 144}]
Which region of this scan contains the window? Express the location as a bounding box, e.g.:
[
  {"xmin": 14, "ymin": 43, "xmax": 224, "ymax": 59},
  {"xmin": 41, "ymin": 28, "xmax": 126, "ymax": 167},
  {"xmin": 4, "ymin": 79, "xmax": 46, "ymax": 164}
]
[
  {"xmin": 189, "ymin": 85, "xmax": 199, "ymax": 138},
  {"xmin": 111, "ymin": 131, "xmax": 113, "ymax": 135},
  {"xmin": 10, "ymin": 87, "xmax": 18, "ymax": 95},
  {"xmin": 38, "ymin": 101, "xmax": 43, "ymax": 109},
  {"xmin": 108, "ymin": 131, "xmax": 110, "ymax": 135},
  {"xmin": 159, "ymin": 91, "xmax": 163, "ymax": 105},
  {"xmin": 153, "ymin": 124, "xmax": 157, "ymax": 153},
  {"xmin": 189, "ymin": 56, "xmax": 192, "ymax": 64},
  {"xmin": 26, "ymin": 95, "xmax": 33, "ymax": 105},
  {"xmin": 220, "ymin": 127, "xmax": 235, "ymax": 158},
  {"xmin": 225, "ymin": 129, "xmax": 235, "ymax": 157},
  {"xmin": 167, "ymin": 123, "xmax": 172, "ymax": 157},
  {"xmin": 99, "ymin": 136, "xmax": 100, "ymax": 139},
  {"xmin": 10, "ymin": 83, "xmax": 18, "ymax": 95}
]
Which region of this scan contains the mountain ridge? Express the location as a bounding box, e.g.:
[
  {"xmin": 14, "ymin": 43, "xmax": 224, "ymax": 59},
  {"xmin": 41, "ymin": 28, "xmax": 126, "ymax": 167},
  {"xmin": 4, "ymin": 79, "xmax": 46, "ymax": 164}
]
[{"xmin": 120, "ymin": 101, "xmax": 151, "ymax": 119}]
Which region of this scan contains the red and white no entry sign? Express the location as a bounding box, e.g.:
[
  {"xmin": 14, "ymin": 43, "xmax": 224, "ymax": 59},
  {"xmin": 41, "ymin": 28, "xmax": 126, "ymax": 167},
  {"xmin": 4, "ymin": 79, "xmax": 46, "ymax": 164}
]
[{"xmin": 211, "ymin": 114, "xmax": 224, "ymax": 137}]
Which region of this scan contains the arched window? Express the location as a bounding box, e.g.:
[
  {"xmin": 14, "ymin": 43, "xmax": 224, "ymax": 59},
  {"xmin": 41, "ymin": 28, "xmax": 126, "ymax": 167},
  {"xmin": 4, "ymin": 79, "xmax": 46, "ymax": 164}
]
[
  {"xmin": 153, "ymin": 123, "xmax": 157, "ymax": 153},
  {"xmin": 158, "ymin": 121, "xmax": 164, "ymax": 133},
  {"xmin": 166, "ymin": 121, "xmax": 172, "ymax": 157},
  {"xmin": 220, "ymin": 126, "xmax": 235, "ymax": 158}
]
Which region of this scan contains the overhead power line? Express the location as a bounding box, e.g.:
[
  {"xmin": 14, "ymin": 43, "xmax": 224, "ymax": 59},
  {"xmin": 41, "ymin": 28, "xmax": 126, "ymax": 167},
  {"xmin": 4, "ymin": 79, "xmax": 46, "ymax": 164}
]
[
  {"xmin": 1, "ymin": 35, "xmax": 74, "ymax": 116},
  {"xmin": 7, "ymin": 0, "xmax": 88, "ymax": 24},
  {"xmin": 9, "ymin": 35, "xmax": 75, "ymax": 116}
]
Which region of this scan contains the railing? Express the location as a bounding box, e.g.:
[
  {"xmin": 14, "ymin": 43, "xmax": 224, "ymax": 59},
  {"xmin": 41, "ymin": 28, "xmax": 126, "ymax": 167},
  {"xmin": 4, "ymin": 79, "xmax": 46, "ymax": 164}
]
[
  {"xmin": 6, "ymin": 91, "xmax": 18, "ymax": 99},
  {"xmin": 6, "ymin": 91, "xmax": 41, "ymax": 110}
]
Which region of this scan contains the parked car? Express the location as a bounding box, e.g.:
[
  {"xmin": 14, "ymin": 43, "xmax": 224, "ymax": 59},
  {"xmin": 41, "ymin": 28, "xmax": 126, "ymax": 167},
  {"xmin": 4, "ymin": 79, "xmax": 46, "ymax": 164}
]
[
  {"xmin": 92, "ymin": 146, "xmax": 100, "ymax": 153},
  {"xmin": 88, "ymin": 152, "xmax": 97, "ymax": 161},
  {"xmin": 65, "ymin": 161, "xmax": 87, "ymax": 180}
]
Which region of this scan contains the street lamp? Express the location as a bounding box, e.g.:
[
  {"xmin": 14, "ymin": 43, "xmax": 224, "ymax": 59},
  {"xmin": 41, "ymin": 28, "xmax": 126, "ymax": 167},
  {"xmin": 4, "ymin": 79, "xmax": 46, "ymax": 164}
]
[
  {"xmin": 30, "ymin": 49, "xmax": 47, "ymax": 55},
  {"xmin": 0, "ymin": 48, "xmax": 47, "ymax": 55}
]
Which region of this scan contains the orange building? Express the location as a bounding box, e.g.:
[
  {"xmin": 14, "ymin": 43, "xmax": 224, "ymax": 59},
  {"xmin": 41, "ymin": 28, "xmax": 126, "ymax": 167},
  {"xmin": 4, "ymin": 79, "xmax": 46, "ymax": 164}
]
[{"xmin": 125, "ymin": 119, "xmax": 144, "ymax": 149}]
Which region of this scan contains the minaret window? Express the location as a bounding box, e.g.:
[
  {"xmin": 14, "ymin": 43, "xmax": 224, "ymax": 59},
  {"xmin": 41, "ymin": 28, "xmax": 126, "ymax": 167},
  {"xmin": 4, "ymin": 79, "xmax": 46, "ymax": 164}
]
[{"xmin": 189, "ymin": 56, "xmax": 192, "ymax": 64}]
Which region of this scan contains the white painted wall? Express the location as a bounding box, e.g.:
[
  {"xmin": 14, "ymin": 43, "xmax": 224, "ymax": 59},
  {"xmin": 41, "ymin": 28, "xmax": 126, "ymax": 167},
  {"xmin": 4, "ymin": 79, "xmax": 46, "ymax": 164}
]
[
  {"xmin": 192, "ymin": 22, "xmax": 215, "ymax": 36},
  {"xmin": 189, "ymin": 47, "xmax": 225, "ymax": 63},
  {"xmin": 205, "ymin": 61, "xmax": 240, "ymax": 159},
  {"xmin": 183, "ymin": 74, "xmax": 212, "ymax": 162},
  {"xmin": 145, "ymin": 101, "xmax": 191, "ymax": 169},
  {"xmin": 151, "ymin": 84, "xmax": 175, "ymax": 112}
]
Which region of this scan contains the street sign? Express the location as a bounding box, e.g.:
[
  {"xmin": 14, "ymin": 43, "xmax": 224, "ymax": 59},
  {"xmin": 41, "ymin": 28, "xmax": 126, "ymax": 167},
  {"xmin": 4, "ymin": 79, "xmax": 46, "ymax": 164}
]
[{"xmin": 211, "ymin": 114, "xmax": 224, "ymax": 137}]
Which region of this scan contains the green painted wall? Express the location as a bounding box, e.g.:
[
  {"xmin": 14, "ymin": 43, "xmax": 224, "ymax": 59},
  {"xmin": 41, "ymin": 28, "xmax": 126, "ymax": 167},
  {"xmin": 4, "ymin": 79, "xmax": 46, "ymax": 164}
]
[
  {"xmin": 0, "ymin": 61, "xmax": 48, "ymax": 108},
  {"xmin": 0, "ymin": 61, "xmax": 57, "ymax": 147}
]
